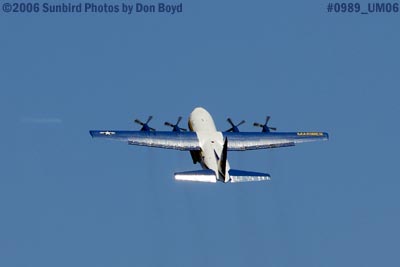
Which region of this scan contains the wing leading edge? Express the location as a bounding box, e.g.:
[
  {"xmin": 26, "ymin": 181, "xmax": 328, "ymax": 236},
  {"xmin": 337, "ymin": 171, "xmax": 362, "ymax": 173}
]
[{"xmin": 89, "ymin": 130, "xmax": 200, "ymax": 151}]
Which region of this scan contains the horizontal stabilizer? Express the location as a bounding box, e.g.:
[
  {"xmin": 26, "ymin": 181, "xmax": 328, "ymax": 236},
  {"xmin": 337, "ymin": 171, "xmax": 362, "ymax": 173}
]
[
  {"xmin": 229, "ymin": 169, "xmax": 271, "ymax": 183},
  {"xmin": 174, "ymin": 170, "xmax": 217, "ymax": 183}
]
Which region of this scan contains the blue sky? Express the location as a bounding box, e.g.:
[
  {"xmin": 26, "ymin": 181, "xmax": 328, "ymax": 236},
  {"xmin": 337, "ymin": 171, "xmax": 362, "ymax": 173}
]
[{"xmin": 1, "ymin": 1, "xmax": 399, "ymax": 266}]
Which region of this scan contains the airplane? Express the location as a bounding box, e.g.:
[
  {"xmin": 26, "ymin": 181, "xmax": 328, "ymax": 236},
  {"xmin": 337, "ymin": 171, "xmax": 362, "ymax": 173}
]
[{"xmin": 89, "ymin": 107, "xmax": 329, "ymax": 183}]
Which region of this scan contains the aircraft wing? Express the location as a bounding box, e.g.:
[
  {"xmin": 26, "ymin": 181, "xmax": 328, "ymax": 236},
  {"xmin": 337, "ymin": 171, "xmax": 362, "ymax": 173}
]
[
  {"xmin": 89, "ymin": 130, "xmax": 328, "ymax": 151},
  {"xmin": 89, "ymin": 130, "xmax": 200, "ymax": 151},
  {"xmin": 223, "ymin": 132, "xmax": 329, "ymax": 151}
]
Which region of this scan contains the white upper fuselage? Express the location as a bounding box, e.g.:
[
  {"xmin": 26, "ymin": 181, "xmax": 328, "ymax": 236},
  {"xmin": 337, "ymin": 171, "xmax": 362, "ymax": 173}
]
[{"xmin": 188, "ymin": 107, "xmax": 230, "ymax": 182}]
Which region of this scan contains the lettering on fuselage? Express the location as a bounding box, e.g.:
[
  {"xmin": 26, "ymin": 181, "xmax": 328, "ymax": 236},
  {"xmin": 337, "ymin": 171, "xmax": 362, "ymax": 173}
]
[{"xmin": 297, "ymin": 132, "xmax": 324, "ymax": 136}]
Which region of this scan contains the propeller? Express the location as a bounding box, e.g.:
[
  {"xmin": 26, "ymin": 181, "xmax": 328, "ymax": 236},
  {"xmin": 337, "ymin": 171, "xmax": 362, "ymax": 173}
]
[
  {"xmin": 164, "ymin": 116, "xmax": 187, "ymax": 132},
  {"xmin": 134, "ymin": 116, "xmax": 156, "ymax": 131},
  {"xmin": 225, "ymin": 118, "xmax": 245, "ymax": 132},
  {"xmin": 253, "ymin": 116, "xmax": 277, "ymax": 133}
]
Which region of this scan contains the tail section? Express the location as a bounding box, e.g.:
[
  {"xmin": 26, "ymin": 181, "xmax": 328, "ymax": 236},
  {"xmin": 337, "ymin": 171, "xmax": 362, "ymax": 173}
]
[
  {"xmin": 175, "ymin": 138, "xmax": 270, "ymax": 183},
  {"xmin": 174, "ymin": 169, "xmax": 270, "ymax": 183},
  {"xmin": 228, "ymin": 169, "xmax": 271, "ymax": 183},
  {"xmin": 174, "ymin": 170, "xmax": 217, "ymax": 183}
]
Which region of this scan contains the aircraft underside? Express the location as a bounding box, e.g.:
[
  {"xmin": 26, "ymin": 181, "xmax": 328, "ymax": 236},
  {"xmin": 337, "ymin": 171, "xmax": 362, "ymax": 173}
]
[{"xmin": 89, "ymin": 107, "xmax": 329, "ymax": 183}]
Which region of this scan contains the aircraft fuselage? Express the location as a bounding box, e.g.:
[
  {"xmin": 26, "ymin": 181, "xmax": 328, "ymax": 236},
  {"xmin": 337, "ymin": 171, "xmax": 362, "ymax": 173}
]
[{"xmin": 188, "ymin": 107, "xmax": 230, "ymax": 182}]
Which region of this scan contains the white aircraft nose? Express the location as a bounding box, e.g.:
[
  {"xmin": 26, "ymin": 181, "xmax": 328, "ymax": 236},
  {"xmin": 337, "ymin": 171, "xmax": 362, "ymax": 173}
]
[
  {"xmin": 190, "ymin": 107, "xmax": 205, "ymax": 120},
  {"xmin": 192, "ymin": 107, "xmax": 207, "ymax": 113}
]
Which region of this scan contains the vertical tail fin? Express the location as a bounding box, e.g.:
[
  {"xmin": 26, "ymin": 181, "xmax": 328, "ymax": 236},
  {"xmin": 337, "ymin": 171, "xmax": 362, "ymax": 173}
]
[{"xmin": 218, "ymin": 138, "xmax": 228, "ymax": 178}]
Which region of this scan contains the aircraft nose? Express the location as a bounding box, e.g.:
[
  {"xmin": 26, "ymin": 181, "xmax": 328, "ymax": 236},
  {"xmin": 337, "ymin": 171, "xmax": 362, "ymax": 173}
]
[
  {"xmin": 192, "ymin": 107, "xmax": 206, "ymax": 113},
  {"xmin": 190, "ymin": 107, "xmax": 206, "ymax": 118}
]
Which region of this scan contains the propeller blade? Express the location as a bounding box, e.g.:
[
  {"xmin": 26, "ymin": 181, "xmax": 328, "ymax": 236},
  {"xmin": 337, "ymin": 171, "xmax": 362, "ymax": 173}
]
[
  {"xmin": 134, "ymin": 119, "xmax": 144, "ymax": 125},
  {"xmin": 227, "ymin": 118, "xmax": 234, "ymax": 127},
  {"xmin": 146, "ymin": 116, "xmax": 153, "ymax": 124},
  {"xmin": 165, "ymin": 117, "xmax": 187, "ymax": 132},
  {"xmin": 237, "ymin": 120, "xmax": 246, "ymax": 127},
  {"xmin": 269, "ymin": 127, "xmax": 277, "ymax": 131},
  {"xmin": 253, "ymin": 122, "xmax": 262, "ymax": 127},
  {"xmin": 135, "ymin": 116, "xmax": 156, "ymax": 131},
  {"xmin": 226, "ymin": 127, "xmax": 234, "ymax": 132},
  {"xmin": 265, "ymin": 116, "xmax": 270, "ymax": 124},
  {"xmin": 176, "ymin": 116, "xmax": 182, "ymax": 125}
]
